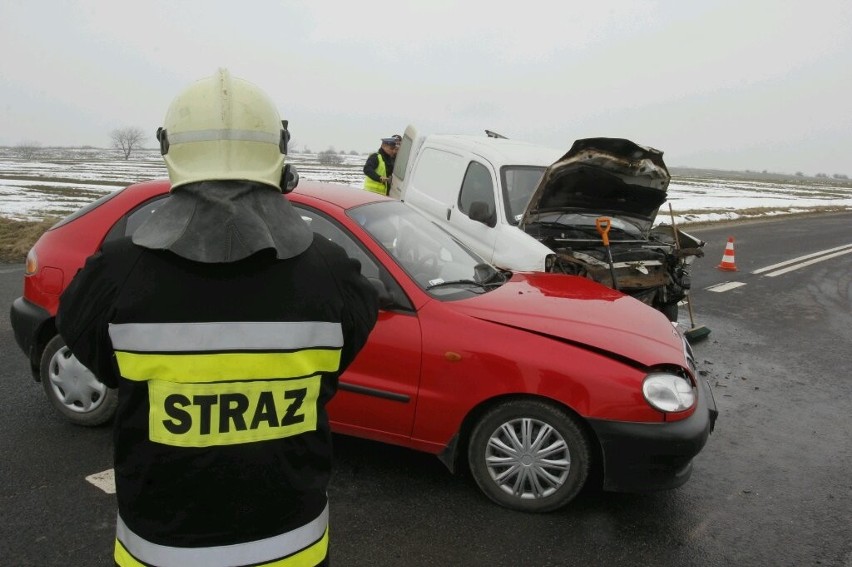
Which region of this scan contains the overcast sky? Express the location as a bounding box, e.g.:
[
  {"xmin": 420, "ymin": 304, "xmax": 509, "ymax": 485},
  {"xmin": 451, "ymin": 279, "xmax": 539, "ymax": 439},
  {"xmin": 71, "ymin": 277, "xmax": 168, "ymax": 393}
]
[{"xmin": 2, "ymin": 0, "xmax": 851, "ymax": 175}]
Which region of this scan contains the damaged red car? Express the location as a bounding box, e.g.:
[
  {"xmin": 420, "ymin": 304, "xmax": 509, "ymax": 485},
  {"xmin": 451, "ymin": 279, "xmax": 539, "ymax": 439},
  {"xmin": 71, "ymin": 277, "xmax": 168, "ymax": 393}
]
[{"xmin": 10, "ymin": 179, "xmax": 716, "ymax": 513}]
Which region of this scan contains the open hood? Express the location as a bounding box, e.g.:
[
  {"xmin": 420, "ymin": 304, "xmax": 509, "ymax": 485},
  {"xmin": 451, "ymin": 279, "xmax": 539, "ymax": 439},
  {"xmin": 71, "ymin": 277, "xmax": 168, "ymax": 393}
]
[{"xmin": 520, "ymin": 137, "xmax": 671, "ymax": 230}]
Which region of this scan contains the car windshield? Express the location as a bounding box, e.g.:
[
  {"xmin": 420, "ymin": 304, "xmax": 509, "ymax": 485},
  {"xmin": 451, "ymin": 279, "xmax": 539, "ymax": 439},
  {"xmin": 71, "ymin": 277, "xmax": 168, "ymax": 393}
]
[
  {"xmin": 501, "ymin": 165, "xmax": 547, "ymax": 225},
  {"xmin": 349, "ymin": 201, "xmax": 505, "ymax": 297}
]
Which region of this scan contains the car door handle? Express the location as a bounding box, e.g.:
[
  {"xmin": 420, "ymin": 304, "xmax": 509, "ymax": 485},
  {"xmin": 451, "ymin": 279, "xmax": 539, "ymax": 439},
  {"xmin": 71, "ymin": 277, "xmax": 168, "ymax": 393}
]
[{"xmin": 447, "ymin": 208, "xmax": 451, "ymax": 221}]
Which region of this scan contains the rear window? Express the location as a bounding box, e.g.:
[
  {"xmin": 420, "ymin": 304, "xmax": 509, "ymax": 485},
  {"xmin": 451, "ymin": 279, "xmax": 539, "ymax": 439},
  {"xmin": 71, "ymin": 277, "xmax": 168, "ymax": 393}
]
[{"xmin": 49, "ymin": 188, "xmax": 124, "ymax": 230}]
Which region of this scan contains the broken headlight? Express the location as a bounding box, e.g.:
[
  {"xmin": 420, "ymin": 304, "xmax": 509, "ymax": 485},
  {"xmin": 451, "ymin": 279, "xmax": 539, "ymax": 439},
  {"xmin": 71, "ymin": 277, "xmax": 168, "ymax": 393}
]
[{"xmin": 643, "ymin": 372, "xmax": 695, "ymax": 413}]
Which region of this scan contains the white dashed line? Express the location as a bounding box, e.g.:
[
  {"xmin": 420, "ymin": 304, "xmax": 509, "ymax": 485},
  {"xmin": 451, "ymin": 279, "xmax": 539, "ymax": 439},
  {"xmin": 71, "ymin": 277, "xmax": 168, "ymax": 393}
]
[{"xmin": 706, "ymin": 281, "xmax": 747, "ymax": 293}]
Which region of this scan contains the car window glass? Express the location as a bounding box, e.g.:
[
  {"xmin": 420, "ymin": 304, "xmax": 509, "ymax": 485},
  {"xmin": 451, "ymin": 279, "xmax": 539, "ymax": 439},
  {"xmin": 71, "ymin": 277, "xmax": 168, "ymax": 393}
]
[
  {"xmin": 295, "ymin": 204, "xmax": 415, "ymax": 311},
  {"xmin": 351, "ymin": 201, "xmax": 496, "ymax": 300},
  {"xmin": 458, "ymin": 161, "xmax": 495, "ymax": 217},
  {"xmin": 50, "ymin": 188, "xmax": 125, "ymax": 230},
  {"xmin": 293, "ymin": 206, "xmax": 379, "ymax": 280},
  {"xmin": 501, "ymin": 166, "xmax": 546, "ymax": 225},
  {"xmin": 103, "ymin": 195, "xmax": 171, "ymax": 243}
]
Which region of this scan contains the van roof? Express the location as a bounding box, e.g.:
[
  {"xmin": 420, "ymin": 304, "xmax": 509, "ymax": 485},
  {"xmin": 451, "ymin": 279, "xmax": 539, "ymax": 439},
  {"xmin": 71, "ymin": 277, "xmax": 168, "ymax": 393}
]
[{"xmin": 424, "ymin": 134, "xmax": 564, "ymax": 167}]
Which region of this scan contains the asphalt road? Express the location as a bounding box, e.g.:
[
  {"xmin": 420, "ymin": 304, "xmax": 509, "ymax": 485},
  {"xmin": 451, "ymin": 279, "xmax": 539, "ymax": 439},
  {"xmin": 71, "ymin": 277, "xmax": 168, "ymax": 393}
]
[{"xmin": 1, "ymin": 212, "xmax": 850, "ymax": 567}]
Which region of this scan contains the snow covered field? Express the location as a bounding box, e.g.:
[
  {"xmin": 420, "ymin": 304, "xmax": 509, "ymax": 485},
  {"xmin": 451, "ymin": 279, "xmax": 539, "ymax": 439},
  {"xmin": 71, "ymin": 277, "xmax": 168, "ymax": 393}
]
[{"xmin": 1, "ymin": 147, "xmax": 850, "ymax": 225}]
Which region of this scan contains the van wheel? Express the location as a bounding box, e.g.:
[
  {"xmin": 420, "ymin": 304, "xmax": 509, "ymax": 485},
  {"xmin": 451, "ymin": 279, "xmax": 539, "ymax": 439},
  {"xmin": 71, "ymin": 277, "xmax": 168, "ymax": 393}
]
[{"xmin": 40, "ymin": 335, "xmax": 117, "ymax": 426}]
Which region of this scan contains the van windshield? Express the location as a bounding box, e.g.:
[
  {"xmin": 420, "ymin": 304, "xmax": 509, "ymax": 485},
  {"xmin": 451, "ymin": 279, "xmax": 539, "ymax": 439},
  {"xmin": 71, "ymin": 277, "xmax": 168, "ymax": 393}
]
[{"xmin": 500, "ymin": 166, "xmax": 547, "ymax": 225}]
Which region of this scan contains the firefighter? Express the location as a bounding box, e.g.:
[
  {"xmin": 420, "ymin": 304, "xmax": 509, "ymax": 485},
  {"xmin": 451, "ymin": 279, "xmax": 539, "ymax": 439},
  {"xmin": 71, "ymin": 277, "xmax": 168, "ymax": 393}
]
[
  {"xmin": 362, "ymin": 135, "xmax": 400, "ymax": 195},
  {"xmin": 56, "ymin": 69, "xmax": 378, "ymax": 566}
]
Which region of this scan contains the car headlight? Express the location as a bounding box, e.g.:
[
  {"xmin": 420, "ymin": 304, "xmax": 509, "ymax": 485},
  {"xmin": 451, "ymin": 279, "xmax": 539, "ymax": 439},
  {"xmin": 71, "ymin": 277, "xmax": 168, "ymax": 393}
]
[{"xmin": 643, "ymin": 372, "xmax": 695, "ymax": 413}]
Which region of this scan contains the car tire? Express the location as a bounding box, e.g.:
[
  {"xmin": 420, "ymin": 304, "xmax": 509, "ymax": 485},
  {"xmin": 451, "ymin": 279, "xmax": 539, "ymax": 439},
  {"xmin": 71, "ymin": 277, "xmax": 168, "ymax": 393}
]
[
  {"xmin": 40, "ymin": 335, "xmax": 117, "ymax": 426},
  {"xmin": 467, "ymin": 399, "xmax": 591, "ymax": 513}
]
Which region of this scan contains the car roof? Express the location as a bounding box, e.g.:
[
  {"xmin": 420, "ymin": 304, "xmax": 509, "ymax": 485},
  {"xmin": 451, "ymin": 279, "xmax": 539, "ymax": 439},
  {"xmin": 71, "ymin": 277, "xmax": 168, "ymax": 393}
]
[
  {"xmin": 423, "ymin": 135, "xmax": 564, "ymax": 167},
  {"xmin": 293, "ymin": 180, "xmax": 389, "ymax": 209},
  {"xmin": 122, "ymin": 178, "xmax": 387, "ymax": 211}
]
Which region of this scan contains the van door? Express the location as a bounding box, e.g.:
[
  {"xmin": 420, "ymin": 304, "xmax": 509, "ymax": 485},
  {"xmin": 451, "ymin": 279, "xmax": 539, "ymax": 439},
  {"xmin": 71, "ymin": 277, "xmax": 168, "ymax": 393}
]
[
  {"xmin": 403, "ymin": 146, "xmax": 466, "ymax": 224},
  {"xmin": 389, "ymin": 124, "xmax": 418, "ymax": 199},
  {"xmin": 447, "ymin": 160, "xmax": 499, "ymax": 263}
]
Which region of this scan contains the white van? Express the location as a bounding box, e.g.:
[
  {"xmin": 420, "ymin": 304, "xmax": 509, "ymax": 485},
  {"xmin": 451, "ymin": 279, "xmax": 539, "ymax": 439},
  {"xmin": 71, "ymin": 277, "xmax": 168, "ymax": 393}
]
[
  {"xmin": 391, "ymin": 126, "xmax": 562, "ymax": 272},
  {"xmin": 391, "ymin": 125, "xmax": 704, "ymax": 321}
]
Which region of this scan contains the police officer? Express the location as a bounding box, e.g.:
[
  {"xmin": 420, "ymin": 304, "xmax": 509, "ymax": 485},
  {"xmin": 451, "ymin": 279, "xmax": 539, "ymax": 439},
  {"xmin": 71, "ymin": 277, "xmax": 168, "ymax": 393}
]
[
  {"xmin": 362, "ymin": 134, "xmax": 400, "ymax": 195},
  {"xmin": 56, "ymin": 69, "xmax": 378, "ymax": 567}
]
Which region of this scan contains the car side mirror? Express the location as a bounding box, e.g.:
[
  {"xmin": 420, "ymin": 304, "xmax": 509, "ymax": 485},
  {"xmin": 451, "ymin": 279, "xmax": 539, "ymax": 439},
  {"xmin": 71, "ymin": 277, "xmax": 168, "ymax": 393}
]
[{"xmin": 468, "ymin": 201, "xmax": 496, "ymax": 227}]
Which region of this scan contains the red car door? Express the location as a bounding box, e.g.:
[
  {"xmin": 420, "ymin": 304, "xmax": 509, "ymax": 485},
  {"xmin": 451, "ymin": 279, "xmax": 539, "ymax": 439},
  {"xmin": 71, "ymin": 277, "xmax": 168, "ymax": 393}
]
[
  {"xmin": 291, "ymin": 203, "xmax": 422, "ymax": 443},
  {"xmin": 329, "ymin": 308, "xmax": 422, "ymax": 443}
]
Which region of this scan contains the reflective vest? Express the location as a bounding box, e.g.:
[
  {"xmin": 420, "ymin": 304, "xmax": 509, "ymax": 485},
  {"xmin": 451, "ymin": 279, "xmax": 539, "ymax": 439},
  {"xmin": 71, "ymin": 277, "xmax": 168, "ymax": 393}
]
[
  {"xmin": 363, "ymin": 152, "xmax": 388, "ymax": 195},
  {"xmin": 57, "ymin": 236, "xmax": 378, "ymax": 567}
]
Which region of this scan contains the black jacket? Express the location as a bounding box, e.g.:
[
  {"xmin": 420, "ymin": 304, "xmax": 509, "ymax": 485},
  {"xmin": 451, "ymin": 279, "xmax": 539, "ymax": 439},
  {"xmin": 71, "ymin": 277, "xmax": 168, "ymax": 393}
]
[{"xmin": 57, "ymin": 235, "xmax": 378, "ymax": 562}]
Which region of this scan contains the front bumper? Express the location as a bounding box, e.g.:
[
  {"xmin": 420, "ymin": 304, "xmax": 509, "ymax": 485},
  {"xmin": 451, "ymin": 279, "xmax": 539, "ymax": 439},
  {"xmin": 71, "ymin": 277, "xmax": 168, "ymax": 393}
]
[
  {"xmin": 9, "ymin": 296, "xmax": 52, "ymax": 378},
  {"xmin": 588, "ymin": 378, "xmax": 717, "ymax": 493}
]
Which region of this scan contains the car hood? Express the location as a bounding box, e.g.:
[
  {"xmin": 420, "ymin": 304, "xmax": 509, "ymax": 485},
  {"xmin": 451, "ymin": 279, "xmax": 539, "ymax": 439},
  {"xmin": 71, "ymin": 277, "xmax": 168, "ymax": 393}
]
[
  {"xmin": 454, "ymin": 272, "xmax": 687, "ymax": 368},
  {"xmin": 520, "ymin": 137, "xmax": 671, "ymax": 233}
]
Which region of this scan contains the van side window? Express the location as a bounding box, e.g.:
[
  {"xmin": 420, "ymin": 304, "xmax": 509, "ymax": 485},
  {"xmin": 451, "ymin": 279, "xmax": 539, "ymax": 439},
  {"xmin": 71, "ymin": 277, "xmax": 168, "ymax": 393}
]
[{"xmin": 458, "ymin": 162, "xmax": 495, "ymax": 218}]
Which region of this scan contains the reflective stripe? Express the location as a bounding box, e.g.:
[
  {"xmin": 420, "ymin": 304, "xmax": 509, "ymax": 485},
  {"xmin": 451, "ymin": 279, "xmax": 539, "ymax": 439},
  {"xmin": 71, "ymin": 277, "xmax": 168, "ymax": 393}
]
[
  {"xmin": 115, "ymin": 504, "xmax": 328, "ymax": 567},
  {"xmin": 363, "ymin": 153, "xmax": 388, "ymax": 194},
  {"xmin": 109, "ymin": 322, "xmax": 343, "ymax": 352},
  {"xmin": 169, "ymin": 128, "xmax": 281, "ymax": 145},
  {"xmin": 114, "ymin": 350, "xmax": 342, "ymax": 382}
]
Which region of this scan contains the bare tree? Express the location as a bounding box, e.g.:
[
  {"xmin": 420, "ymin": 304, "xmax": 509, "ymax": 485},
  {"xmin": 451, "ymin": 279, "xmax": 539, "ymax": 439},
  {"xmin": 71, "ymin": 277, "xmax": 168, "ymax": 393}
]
[
  {"xmin": 14, "ymin": 140, "xmax": 42, "ymax": 160},
  {"xmin": 110, "ymin": 127, "xmax": 146, "ymax": 160}
]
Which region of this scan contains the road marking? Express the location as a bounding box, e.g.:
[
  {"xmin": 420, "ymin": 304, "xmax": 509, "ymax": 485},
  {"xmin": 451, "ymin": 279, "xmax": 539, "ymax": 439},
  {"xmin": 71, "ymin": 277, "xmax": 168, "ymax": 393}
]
[
  {"xmin": 706, "ymin": 281, "xmax": 747, "ymax": 293},
  {"xmin": 86, "ymin": 468, "xmax": 116, "ymax": 494},
  {"xmin": 762, "ymin": 247, "xmax": 852, "ymax": 277},
  {"xmin": 752, "ymin": 243, "xmax": 852, "ymax": 276}
]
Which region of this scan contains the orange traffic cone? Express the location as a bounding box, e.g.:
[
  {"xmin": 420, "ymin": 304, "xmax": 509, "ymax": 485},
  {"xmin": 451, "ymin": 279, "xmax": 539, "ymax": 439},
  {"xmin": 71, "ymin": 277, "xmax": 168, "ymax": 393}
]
[{"xmin": 717, "ymin": 236, "xmax": 738, "ymax": 271}]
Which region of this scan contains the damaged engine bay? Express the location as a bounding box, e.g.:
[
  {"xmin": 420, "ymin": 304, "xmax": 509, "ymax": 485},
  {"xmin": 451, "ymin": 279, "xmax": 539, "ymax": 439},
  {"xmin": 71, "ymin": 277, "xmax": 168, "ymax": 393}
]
[{"xmin": 520, "ymin": 138, "xmax": 705, "ymax": 321}]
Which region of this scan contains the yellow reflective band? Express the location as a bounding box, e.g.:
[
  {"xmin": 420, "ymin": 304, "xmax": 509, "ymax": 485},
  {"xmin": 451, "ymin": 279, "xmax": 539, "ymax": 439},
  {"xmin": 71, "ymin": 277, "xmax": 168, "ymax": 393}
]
[
  {"xmin": 114, "ymin": 349, "xmax": 341, "ymax": 383},
  {"xmin": 115, "ymin": 541, "xmax": 145, "ymax": 567},
  {"xmin": 115, "ymin": 506, "xmax": 329, "ymax": 567},
  {"xmin": 148, "ymin": 376, "xmax": 320, "ymax": 447},
  {"xmin": 115, "ymin": 528, "xmax": 328, "ymax": 567}
]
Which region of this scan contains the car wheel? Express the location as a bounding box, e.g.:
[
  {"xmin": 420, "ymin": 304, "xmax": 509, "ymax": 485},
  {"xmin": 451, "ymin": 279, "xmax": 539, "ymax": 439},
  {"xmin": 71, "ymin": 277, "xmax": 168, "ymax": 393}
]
[
  {"xmin": 467, "ymin": 399, "xmax": 591, "ymax": 513},
  {"xmin": 40, "ymin": 335, "xmax": 117, "ymax": 426}
]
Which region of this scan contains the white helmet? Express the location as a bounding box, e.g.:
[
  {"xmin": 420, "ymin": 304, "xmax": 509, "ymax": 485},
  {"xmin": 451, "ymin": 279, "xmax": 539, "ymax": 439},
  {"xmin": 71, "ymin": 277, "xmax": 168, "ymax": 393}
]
[{"xmin": 157, "ymin": 68, "xmax": 288, "ymax": 190}]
